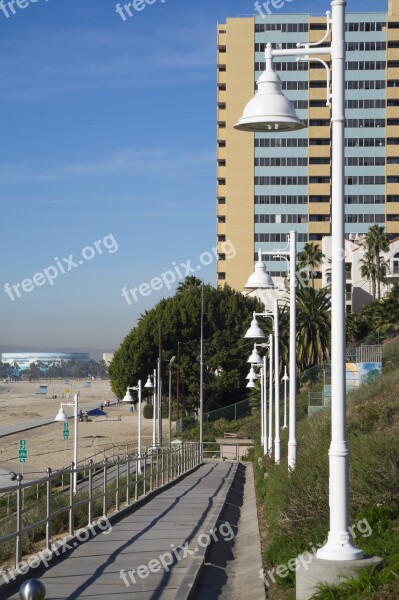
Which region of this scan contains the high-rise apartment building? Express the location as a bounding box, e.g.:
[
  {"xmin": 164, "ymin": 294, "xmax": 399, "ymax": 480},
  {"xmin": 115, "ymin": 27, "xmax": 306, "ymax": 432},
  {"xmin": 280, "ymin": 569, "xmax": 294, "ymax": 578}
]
[{"xmin": 216, "ymin": 0, "xmax": 399, "ymax": 291}]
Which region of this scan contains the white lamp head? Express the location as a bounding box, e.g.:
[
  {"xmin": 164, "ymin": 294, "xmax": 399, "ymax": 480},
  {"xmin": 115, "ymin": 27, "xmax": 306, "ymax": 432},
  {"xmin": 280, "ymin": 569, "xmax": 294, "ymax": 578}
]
[
  {"xmin": 144, "ymin": 375, "xmax": 154, "ymax": 389},
  {"xmin": 54, "ymin": 406, "xmax": 68, "ymax": 422},
  {"xmin": 244, "ymin": 313, "xmax": 266, "ymax": 339},
  {"xmin": 245, "ymin": 250, "xmax": 275, "ymax": 290},
  {"xmin": 246, "ymin": 379, "xmax": 257, "ymax": 389},
  {"xmin": 122, "ymin": 389, "xmax": 133, "ymax": 402},
  {"xmin": 282, "ymin": 366, "xmax": 289, "ymax": 382},
  {"xmin": 246, "ymin": 366, "xmax": 258, "ymax": 381},
  {"xmin": 247, "ymin": 345, "xmax": 263, "ymax": 364},
  {"xmin": 234, "ymin": 45, "xmax": 306, "ymax": 133}
]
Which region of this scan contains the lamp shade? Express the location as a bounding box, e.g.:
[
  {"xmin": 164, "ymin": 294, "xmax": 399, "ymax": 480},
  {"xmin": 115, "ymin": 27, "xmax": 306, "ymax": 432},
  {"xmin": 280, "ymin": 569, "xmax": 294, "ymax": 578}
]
[
  {"xmin": 122, "ymin": 389, "xmax": 133, "ymax": 402},
  {"xmin": 54, "ymin": 406, "xmax": 68, "ymax": 422},
  {"xmin": 246, "ymin": 366, "xmax": 258, "ymax": 381},
  {"xmin": 246, "ymin": 379, "xmax": 257, "ymax": 389},
  {"xmin": 282, "ymin": 366, "xmax": 289, "ymax": 382},
  {"xmin": 244, "ymin": 314, "xmax": 266, "ymax": 339},
  {"xmin": 247, "ymin": 346, "xmax": 263, "ymax": 364},
  {"xmin": 245, "ymin": 250, "xmax": 275, "ymax": 289},
  {"xmin": 144, "ymin": 376, "xmax": 153, "ymax": 389},
  {"xmin": 234, "ymin": 50, "xmax": 306, "ymax": 133}
]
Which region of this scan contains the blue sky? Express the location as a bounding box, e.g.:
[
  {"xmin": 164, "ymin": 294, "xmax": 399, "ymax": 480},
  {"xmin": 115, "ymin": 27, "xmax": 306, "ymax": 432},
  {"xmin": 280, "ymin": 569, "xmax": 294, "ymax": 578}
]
[{"xmin": 0, "ymin": 0, "xmax": 382, "ymax": 351}]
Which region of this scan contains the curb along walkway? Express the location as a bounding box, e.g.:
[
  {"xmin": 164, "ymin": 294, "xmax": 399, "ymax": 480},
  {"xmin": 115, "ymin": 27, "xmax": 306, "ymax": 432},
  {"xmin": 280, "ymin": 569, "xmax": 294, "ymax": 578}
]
[{"xmin": 4, "ymin": 461, "xmax": 237, "ymax": 600}]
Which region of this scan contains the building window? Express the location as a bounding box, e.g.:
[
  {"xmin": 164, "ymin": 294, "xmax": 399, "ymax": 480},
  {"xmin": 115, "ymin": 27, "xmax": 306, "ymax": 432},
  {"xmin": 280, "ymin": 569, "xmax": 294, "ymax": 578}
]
[
  {"xmin": 310, "ymin": 196, "xmax": 330, "ymax": 202},
  {"xmin": 255, "ymin": 176, "xmax": 308, "ymax": 186},
  {"xmin": 310, "ymin": 157, "xmax": 330, "ymax": 165},
  {"xmin": 217, "ymin": 216, "xmax": 226, "ymax": 223},
  {"xmin": 309, "ymin": 120, "xmax": 330, "ymax": 127},
  {"xmin": 392, "ymin": 252, "xmax": 399, "ymax": 274},
  {"xmin": 218, "ymin": 197, "xmax": 226, "ymax": 205},
  {"xmin": 217, "ymin": 272, "xmax": 226, "ymax": 280},
  {"xmin": 217, "ymin": 178, "xmax": 226, "ymax": 185},
  {"xmin": 309, "ymin": 139, "xmax": 330, "ymax": 146},
  {"xmin": 218, "ymin": 140, "xmax": 226, "ymax": 148},
  {"xmin": 309, "ymin": 176, "xmax": 330, "ymax": 184},
  {"xmin": 255, "ymin": 195, "xmax": 308, "ymax": 205},
  {"xmin": 217, "ymin": 235, "xmax": 226, "ymax": 242},
  {"xmin": 218, "ymin": 254, "xmax": 226, "ymax": 261}
]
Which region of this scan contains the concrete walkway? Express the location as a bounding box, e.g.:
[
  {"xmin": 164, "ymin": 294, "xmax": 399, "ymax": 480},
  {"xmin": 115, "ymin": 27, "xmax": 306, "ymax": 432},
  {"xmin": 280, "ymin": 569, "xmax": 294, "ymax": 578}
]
[
  {"xmin": 3, "ymin": 461, "xmax": 238, "ymax": 600},
  {"xmin": 195, "ymin": 462, "xmax": 266, "ymax": 600}
]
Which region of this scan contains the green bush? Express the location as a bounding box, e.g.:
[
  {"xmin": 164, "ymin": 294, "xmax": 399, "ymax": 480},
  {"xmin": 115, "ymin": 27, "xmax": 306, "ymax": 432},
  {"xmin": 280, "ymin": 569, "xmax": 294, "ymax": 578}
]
[{"xmin": 143, "ymin": 403, "xmax": 153, "ymax": 419}]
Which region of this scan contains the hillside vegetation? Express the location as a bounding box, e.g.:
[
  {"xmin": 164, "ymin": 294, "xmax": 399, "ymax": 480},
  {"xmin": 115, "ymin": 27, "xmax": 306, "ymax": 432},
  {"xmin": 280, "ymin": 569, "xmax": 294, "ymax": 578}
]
[{"xmin": 254, "ymin": 337, "xmax": 399, "ymax": 599}]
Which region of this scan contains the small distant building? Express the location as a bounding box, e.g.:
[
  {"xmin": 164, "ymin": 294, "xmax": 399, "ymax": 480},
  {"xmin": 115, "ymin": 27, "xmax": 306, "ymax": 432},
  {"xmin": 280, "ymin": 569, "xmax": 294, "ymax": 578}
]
[
  {"xmin": 1, "ymin": 352, "xmax": 90, "ymax": 373},
  {"xmin": 322, "ymin": 235, "xmax": 399, "ymax": 313}
]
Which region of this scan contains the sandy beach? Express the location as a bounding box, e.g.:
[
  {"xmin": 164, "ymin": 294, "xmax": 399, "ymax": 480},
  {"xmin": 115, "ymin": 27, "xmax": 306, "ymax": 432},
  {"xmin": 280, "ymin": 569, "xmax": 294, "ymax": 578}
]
[{"xmin": 0, "ymin": 379, "xmax": 173, "ymax": 477}]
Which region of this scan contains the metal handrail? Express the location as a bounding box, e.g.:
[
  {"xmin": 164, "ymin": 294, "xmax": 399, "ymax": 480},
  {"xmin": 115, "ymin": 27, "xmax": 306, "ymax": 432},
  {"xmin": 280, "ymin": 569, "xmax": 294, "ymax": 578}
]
[{"xmin": 0, "ymin": 443, "xmax": 201, "ymax": 571}]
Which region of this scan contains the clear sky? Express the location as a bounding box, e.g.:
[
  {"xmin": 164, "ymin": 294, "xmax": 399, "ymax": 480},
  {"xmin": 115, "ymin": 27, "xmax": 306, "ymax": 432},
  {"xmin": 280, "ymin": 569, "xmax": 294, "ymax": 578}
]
[{"xmin": 0, "ymin": 0, "xmax": 383, "ymax": 352}]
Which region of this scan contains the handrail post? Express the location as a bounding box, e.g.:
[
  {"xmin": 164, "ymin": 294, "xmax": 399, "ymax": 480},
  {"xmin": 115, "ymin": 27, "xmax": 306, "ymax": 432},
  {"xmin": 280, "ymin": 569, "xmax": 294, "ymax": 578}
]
[
  {"xmin": 46, "ymin": 468, "xmax": 52, "ymax": 552},
  {"xmin": 150, "ymin": 451, "xmax": 153, "ymax": 492},
  {"xmin": 115, "ymin": 456, "xmax": 120, "ymax": 512},
  {"xmin": 161, "ymin": 449, "xmax": 164, "ymax": 486},
  {"xmin": 15, "ymin": 474, "xmax": 23, "ymax": 568},
  {"xmin": 126, "ymin": 455, "xmax": 130, "ymax": 506},
  {"xmin": 69, "ymin": 462, "xmax": 74, "ymax": 537},
  {"xmin": 103, "ymin": 458, "xmax": 108, "ymax": 517},
  {"xmin": 156, "ymin": 450, "xmax": 159, "ymax": 489},
  {"xmin": 143, "ymin": 452, "xmax": 147, "ymax": 497},
  {"xmin": 88, "ymin": 460, "xmax": 93, "ymax": 525}
]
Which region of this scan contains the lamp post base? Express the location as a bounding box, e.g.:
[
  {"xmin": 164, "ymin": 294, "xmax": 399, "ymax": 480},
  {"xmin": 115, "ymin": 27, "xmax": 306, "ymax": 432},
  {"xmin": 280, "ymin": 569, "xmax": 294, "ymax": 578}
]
[{"xmin": 296, "ymin": 554, "xmax": 383, "ymax": 600}]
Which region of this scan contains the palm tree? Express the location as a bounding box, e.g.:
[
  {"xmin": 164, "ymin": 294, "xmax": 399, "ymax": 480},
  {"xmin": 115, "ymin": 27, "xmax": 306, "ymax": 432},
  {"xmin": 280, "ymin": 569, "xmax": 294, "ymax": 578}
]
[
  {"xmin": 297, "ymin": 242, "xmax": 325, "ymax": 289},
  {"xmin": 360, "ymin": 250, "xmax": 377, "ymax": 300},
  {"xmin": 363, "ymin": 225, "xmax": 390, "ymax": 300},
  {"xmin": 295, "ymin": 286, "xmax": 331, "ymax": 371}
]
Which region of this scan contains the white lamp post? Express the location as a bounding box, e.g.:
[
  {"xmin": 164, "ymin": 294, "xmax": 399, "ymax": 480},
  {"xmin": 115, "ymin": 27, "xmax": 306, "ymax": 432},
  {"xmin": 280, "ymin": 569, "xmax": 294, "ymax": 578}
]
[
  {"xmin": 54, "ymin": 393, "xmax": 79, "ymax": 494},
  {"xmin": 245, "ymin": 313, "xmax": 278, "ymax": 462},
  {"xmin": 282, "ymin": 366, "xmax": 289, "ymax": 430},
  {"xmin": 144, "ymin": 372, "xmax": 157, "ymax": 448},
  {"xmin": 168, "ymin": 357, "xmax": 177, "ymax": 447},
  {"xmin": 236, "ymin": 0, "xmax": 363, "ymax": 561},
  {"xmin": 122, "ymin": 380, "xmax": 142, "ymax": 472},
  {"xmin": 246, "ymin": 232, "xmax": 298, "ymax": 469}
]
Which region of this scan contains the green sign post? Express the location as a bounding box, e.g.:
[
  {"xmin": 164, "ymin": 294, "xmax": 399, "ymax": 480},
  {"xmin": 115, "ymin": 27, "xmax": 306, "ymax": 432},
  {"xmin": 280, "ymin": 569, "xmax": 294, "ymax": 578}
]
[{"xmin": 19, "ymin": 440, "xmax": 27, "ymax": 464}]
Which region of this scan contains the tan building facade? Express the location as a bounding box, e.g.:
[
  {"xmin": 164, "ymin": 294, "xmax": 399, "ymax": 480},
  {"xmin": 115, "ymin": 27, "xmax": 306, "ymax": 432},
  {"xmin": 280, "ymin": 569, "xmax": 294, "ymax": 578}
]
[{"xmin": 216, "ymin": 1, "xmax": 399, "ymax": 292}]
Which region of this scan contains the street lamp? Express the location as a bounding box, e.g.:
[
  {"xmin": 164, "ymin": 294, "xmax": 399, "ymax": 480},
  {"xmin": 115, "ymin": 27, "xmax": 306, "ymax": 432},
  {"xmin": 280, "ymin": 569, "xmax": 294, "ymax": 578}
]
[
  {"xmin": 122, "ymin": 380, "xmax": 142, "ymax": 472},
  {"xmin": 54, "ymin": 393, "xmax": 79, "ymax": 494},
  {"xmin": 246, "ymin": 232, "xmax": 298, "ymax": 470},
  {"xmin": 168, "ymin": 357, "xmax": 177, "ymax": 446},
  {"xmin": 282, "ymin": 367, "xmax": 289, "ymax": 430},
  {"xmin": 235, "ymin": 0, "xmax": 364, "ymax": 562},
  {"xmin": 245, "ymin": 306, "xmax": 279, "ymax": 463},
  {"xmin": 144, "ymin": 371, "xmax": 157, "ymax": 448}
]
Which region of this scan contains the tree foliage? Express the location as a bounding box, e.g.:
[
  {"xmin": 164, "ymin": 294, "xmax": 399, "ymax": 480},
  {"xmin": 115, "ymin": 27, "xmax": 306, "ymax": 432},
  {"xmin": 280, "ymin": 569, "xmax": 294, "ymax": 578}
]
[
  {"xmin": 346, "ymin": 284, "xmax": 399, "ymax": 345},
  {"xmin": 109, "ymin": 278, "xmax": 263, "ymax": 412}
]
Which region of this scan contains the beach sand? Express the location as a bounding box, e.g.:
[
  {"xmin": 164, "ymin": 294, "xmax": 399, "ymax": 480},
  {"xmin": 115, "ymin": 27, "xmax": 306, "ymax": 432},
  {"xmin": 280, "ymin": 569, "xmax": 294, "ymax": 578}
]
[{"xmin": 0, "ymin": 379, "xmax": 174, "ymax": 477}]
